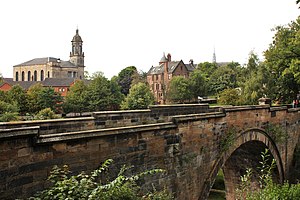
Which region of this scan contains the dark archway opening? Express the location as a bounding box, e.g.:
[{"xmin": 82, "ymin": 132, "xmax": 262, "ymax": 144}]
[{"xmin": 208, "ymin": 140, "xmax": 280, "ymax": 200}]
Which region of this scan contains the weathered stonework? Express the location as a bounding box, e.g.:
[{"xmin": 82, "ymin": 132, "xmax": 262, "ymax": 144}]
[{"xmin": 0, "ymin": 104, "xmax": 299, "ymax": 200}]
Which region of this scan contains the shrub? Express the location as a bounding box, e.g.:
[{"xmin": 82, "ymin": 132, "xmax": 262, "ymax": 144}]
[
  {"xmin": 29, "ymin": 159, "xmax": 173, "ymax": 200},
  {"xmin": 34, "ymin": 108, "xmax": 58, "ymax": 120}
]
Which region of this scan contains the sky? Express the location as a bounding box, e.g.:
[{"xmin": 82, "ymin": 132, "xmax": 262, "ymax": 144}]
[{"xmin": 0, "ymin": 0, "xmax": 299, "ymax": 79}]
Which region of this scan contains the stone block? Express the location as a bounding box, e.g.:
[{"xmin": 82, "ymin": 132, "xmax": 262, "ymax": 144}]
[{"xmin": 18, "ymin": 147, "xmax": 32, "ymax": 157}]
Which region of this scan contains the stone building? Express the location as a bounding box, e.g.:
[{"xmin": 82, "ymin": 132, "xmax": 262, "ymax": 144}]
[
  {"xmin": 13, "ymin": 29, "xmax": 85, "ymax": 82},
  {"xmin": 147, "ymin": 53, "xmax": 195, "ymax": 104}
]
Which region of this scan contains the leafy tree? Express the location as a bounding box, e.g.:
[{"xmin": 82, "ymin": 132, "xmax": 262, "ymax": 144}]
[
  {"xmin": 30, "ymin": 159, "xmax": 172, "ymax": 200},
  {"xmin": 167, "ymin": 76, "xmax": 193, "ymax": 103},
  {"xmin": 86, "ymin": 74, "xmax": 112, "ymax": 111},
  {"xmin": 117, "ymin": 66, "xmax": 138, "ymax": 95},
  {"xmin": 121, "ymin": 82, "xmax": 154, "ymax": 110},
  {"xmin": 109, "ymin": 77, "xmax": 125, "ymax": 110},
  {"xmin": 6, "ymin": 85, "xmax": 28, "ymax": 114},
  {"xmin": 197, "ymin": 62, "xmax": 217, "ymax": 80},
  {"xmin": 63, "ymin": 80, "xmax": 88, "ymax": 113},
  {"xmin": 208, "ymin": 65, "xmax": 239, "ymax": 95},
  {"xmin": 264, "ymin": 16, "xmax": 300, "ymax": 103},
  {"xmin": 0, "ymin": 100, "xmax": 19, "ymax": 122},
  {"xmin": 37, "ymin": 87, "xmax": 63, "ymax": 113},
  {"xmin": 27, "ymin": 83, "xmax": 45, "ymax": 113},
  {"xmin": 218, "ymin": 88, "xmax": 241, "ymax": 106},
  {"xmin": 189, "ymin": 69, "xmax": 208, "ymax": 99},
  {"xmin": 131, "ymin": 70, "xmax": 147, "ymax": 86}
]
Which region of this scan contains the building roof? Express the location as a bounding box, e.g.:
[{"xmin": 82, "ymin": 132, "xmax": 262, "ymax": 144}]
[
  {"xmin": 14, "ymin": 57, "xmax": 78, "ymax": 68},
  {"xmin": 147, "ymin": 60, "xmax": 195, "ymax": 75},
  {"xmin": 1, "ymin": 78, "xmax": 40, "ymax": 90},
  {"xmin": 14, "ymin": 57, "xmax": 59, "ymax": 67},
  {"xmin": 0, "ymin": 77, "xmax": 84, "ymax": 90},
  {"xmin": 42, "ymin": 78, "xmax": 75, "ymax": 87}
]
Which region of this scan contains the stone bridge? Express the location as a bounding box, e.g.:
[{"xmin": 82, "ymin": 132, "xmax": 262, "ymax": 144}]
[{"xmin": 0, "ymin": 104, "xmax": 300, "ymax": 199}]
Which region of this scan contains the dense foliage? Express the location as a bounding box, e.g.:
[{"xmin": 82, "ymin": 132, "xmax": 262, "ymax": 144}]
[
  {"xmin": 121, "ymin": 82, "xmax": 154, "ymax": 110},
  {"xmin": 30, "ymin": 159, "xmax": 173, "ymax": 200},
  {"xmin": 237, "ymin": 149, "xmax": 300, "ymax": 200},
  {"xmin": 264, "ymin": 16, "xmax": 300, "ymax": 103}
]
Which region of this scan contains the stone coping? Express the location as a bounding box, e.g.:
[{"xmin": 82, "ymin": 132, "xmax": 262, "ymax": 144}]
[
  {"xmin": 37, "ymin": 122, "xmax": 176, "ymax": 143},
  {"xmin": 93, "ymin": 109, "xmax": 151, "ymax": 115},
  {"xmin": 172, "ymin": 112, "xmax": 226, "ymax": 123},
  {"xmin": 0, "ymin": 117, "xmax": 95, "ymax": 126},
  {"xmin": 223, "ymin": 105, "xmax": 270, "ymax": 112},
  {"xmin": 0, "ymin": 126, "xmax": 39, "ymax": 139}
]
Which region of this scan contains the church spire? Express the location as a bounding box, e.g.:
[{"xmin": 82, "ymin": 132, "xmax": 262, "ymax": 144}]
[{"xmin": 212, "ymin": 47, "xmax": 216, "ymax": 63}]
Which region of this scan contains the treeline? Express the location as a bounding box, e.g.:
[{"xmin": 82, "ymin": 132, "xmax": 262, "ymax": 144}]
[
  {"xmin": 169, "ymin": 15, "xmax": 300, "ymax": 105},
  {"xmin": 0, "ymin": 15, "xmax": 299, "ymax": 122},
  {"xmin": 0, "ymin": 67, "xmax": 154, "ymax": 122}
]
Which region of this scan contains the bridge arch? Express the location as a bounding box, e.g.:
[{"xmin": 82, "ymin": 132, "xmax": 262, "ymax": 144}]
[{"xmin": 202, "ymin": 128, "xmax": 284, "ymax": 200}]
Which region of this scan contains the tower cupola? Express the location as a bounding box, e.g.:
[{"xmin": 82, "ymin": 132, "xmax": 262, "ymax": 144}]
[{"xmin": 70, "ymin": 29, "xmax": 84, "ymax": 67}]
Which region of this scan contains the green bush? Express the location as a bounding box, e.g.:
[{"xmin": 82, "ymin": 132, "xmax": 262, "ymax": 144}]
[
  {"xmin": 218, "ymin": 88, "xmax": 241, "ymax": 106},
  {"xmin": 237, "ymin": 149, "xmax": 300, "ymax": 199},
  {"xmin": 34, "ymin": 108, "xmax": 58, "ymax": 120},
  {"xmin": 29, "ymin": 159, "xmax": 173, "ymax": 200}
]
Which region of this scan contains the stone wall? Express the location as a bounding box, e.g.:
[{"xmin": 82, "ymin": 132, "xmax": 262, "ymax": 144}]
[{"xmin": 0, "ymin": 104, "xmax": 299, "ymax": 199}]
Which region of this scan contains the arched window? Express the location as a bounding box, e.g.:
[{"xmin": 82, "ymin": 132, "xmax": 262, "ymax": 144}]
[
  {"xmin": 34, "ymin": 71, "xmax": 37, "ymax": 81},
  {"xmin": 28, "ymin": 71, "xmax": 31, "ymax": 81},
  {"xmin": 48, "ymin": 71, "xmax": 50, "ymax": 78},
  {"xmin": 15, "ymin": 72, "xmax": 19, "ymax": 81},
  {"xmin": 22, "ymin": 71, "xmax": 25, "ymax": 81},
  {"xmin": 41, "ymin": 70, "xmax": 44, "ymax": 81}
]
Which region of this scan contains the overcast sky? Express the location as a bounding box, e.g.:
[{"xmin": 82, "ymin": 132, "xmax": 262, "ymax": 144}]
[{"xmin": 0, "ymin": 0, "xmax": 299, "ymax": 79}]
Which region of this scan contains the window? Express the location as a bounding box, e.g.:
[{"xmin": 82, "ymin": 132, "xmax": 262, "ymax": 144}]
[
  {"xmin": 34, "ymin": 71, "xmax": 37, "ymax": 81},
  {"xmin": 48, "ymin": 71, "xmax": 50, "ymax": 78},
  {"xmin": 22, "ymin": 71, "xmax": 25, "ymax": 81},
  {"xmin": 28, "ymin": 71, "xmax": 31, "ymax": 81},
  {"xmin": 73, "ymin": 72, "xmax": 77, "ymax": 77},
  {"xmin": 41, "ymin": 70, "xmax": 44, "ymax": 81},
  {"xmin": 68, "ymin": 71, "xmax": 72, "ymax": 78},
  {"xmin": 15, "ymin": 72, "xmax": 19, "ymax": 81},
  {"xmin": 180, "ymin": 66, "xmax": 183, "ymax": 70}
]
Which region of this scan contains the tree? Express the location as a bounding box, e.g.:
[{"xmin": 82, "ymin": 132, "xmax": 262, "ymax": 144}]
[
  {"xmin": 264, "ymin": 16, "xmax": 300, "ymax": 103},
  {"xmin": 86, "ymin": 74, "xmax": 112, "ymax": 111},
  {"xmin": 63, "ymin": 80, "xmax": 89, "ymax": 113},
  {"xmin": 117, "ymin": 66, "xmax": 138, "ymax": 95},
  {"xmin": 37, "ymin": 87, "xmax": 63, "ymax": 113},
  {"xmin": 189, "ymin": 69, "xmax": 208, "ymax": 99},
  {"xmin": 6, "ymin": 85, "xmax": 28, "ymax": 114},
  {"xmin": 109, "ymin": 77, "xmax": 125, "ymax": 110},
  {"xmin": 27, "ymin": 83, "xmax": 45, "ymax": 114},
  {"xmin": 131, "ymin": 70, "xmax": 147, "ymax": 86},
  {"xmin": 218, "ymin": 88, "xmax": 241, "ymax": 106},
  {"xmin": 208, "ymin": 65, "xmax": 239, "ymax": 95},
  {"xmin": 167, "ymin": 76, "xmax": 193, "ymax": 103},
  {"xmin": 197, "ymin": 62, "xmax": 217, "ymax": 79},
  {"xmin": 121, "ymin": 82, "xmax": 154, "ymax": 110},
  {"xmin": 0, "ymin": 100, "xmax": 19, "ymax": 122}
]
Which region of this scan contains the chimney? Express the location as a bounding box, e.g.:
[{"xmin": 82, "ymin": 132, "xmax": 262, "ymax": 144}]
[
  {"xmin": 167, "ymin": 53, "xmax": 171, "ymax": 62},
  {"xmin": 189, "ymin": 59, "xmax": 194, "ymax": 66}
]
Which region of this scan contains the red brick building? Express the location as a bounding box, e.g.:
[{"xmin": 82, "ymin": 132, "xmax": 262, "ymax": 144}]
[{"xmin": 147, "ymin": 53, "xmax": 195, "ymax": 104}]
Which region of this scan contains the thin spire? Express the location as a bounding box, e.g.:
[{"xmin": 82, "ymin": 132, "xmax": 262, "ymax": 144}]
[{"xmin": 212, "ymin": 47, "xmax": 216, "ymax": 63}]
